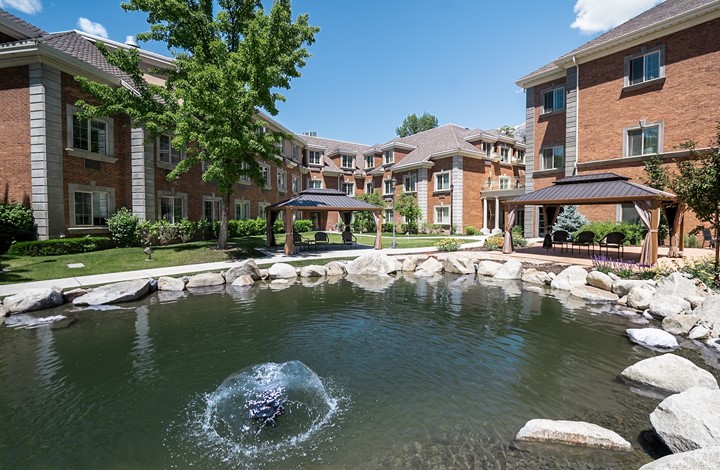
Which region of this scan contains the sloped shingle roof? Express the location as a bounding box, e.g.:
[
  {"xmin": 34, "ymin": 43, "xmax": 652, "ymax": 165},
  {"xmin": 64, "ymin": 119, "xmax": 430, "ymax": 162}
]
[
  {"xmin": 297, "ymin": 134, "xmax": 371, "ymax": 172},
  {"xmin": 0, "ymin": 8, "xmax": 46, "ymax": 37},
  {"xmin": 387, "ymin": 124, "xmax": 482, "ymax": 170}
]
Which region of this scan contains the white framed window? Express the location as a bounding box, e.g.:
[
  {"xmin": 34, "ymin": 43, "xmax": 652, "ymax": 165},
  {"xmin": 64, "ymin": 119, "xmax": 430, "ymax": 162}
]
[
  {"xmin": 67, "ymin": 105, "xmax": 114, "ymax": 157},
  {"xmin": 73, "ymin": 191, "xmax": 109, "ymax": 226},
  {"xmin": 384, "ymin": 208, "xmax": 394, "ymax": 223},
  {"xmin": 500, "ymin": 145, "xmax": 510, "ymax": 163},
  {"xmin": 434, "ymin": 171, "xmax": 450, "ymax": 191},
  {"xmin": 235, "ymin": 199, "xmax": 251, "ymax": 220},
  {"xmin": 625, "ymin": 47, "xmax": 664, "ymax": 87},
  {"xmin": 308, "ymin": 150, "xmax": 323, "ymax": 165},
  {"xmin": 342, "ymin": 182, "xmax": 355, "ymax": 196},
  {"xmin": 292, "ymin": 144, "xmax": 302, "ymax": 160},
  {"xmin": 260, "ymin": 164, "xmax": 271, "ymax": 189},
  {"xmin": 515, "ymin": 150, "xmax": 525, "ymax": 163},
  {"xmin": 365, "ymin": 182, "xmax": 374, "ymax": 194},
  {"xmin": 434, "ymin": 206, "xmax": 450, "ymax": 225},
  {"xmin": 482, "ymin": 141, "xmax": 493, "ymax": 157},
  {"xmin": 625, "ymin": 123, "xmax": 661, "ymax": 157},
  {"xmin": 259, "ymin": 202, "xmax": 270, "ymax": 219},
  {"xmin": 403, "ymin": 174, "xmax": 417, "ymax": 193},
  {"xmin": 292, "ymin": 174, "xmax": 300, "ymax": 193},
  {"xmin": 157, "ymin": 134, "xmax": 183, "ymax": 164},
  {"xmin": 160, "ymin": 195, "xmax": 184, "ymax": 222},
  {"xmin": 499, "ymin": 176, "xmax": 510, "ymax": 190},
  {"xmin": 307, "ymin": 178, "xmax": 322, "ymax": 189},
  {"xmin": 383, "ymin": 179, "xmax": 394, "ymax": 195},
  {"xmin": 542, "ymin": 86, "xmax": 565, "ymax": 113},
  {"xmin": 541, "ymin": 146, "xmax": 564, "ymax": 170},
  {"xmin": 383, "ymin": 149, "xmax": 394, "ymax": 164},
  {"xmin": 275, "ymin": 139, "xmax": 285, "ymax": 156},
  {"xmin": 365, "ymin": 154, "xmax": 374, "ymax": 169},
  {"xmin": 341, "ymin": 154, "xmax": 354, "ymax": 169},
  {"xmin": 238, "ymin": 161, "xmax": 251, "ymax": 184},
  {"xmin": 203, "ymin": 197, "xmax": 222, "ymax": 222},
  {"xmin": 277, "ymin": 169, "xmax": 287, "ymax": 191}
]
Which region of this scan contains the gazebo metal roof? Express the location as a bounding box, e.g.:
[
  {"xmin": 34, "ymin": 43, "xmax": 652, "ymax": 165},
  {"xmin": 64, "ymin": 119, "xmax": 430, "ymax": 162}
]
[
  {"xmin": 508, "ymin": 173, "xmax": 676, "ymax": 206},
  {"xmin": 269, "ymin": 188, "xmax": 383, "ymax": 211}
]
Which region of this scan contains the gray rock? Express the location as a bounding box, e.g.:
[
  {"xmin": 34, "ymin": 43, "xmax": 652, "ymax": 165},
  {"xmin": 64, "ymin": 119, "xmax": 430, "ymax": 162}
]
[
  {"xmin": 345, "ymin": 252, "xmax": 398, "ymax": 276},
  {"xmin": 650, "ymin": 387, "xmax": 720, "ymax": 453},
  {"xmin": 268, "ymin": 263, "xmax": 298, "ymax": 279},
  {"xmin": 657, "ymin": 272, "xmax": 700, "ymax": 300},
  {"xmin": 231, "ymin": 274, "xmax": 255, "ymax": 288},
  {"xmin": 627, "ymin": 286, "xmax": 655, "ymax": 310},
  {"xmin": 550, "ymin": 266, "xmax": 588, "ymax": 291},
  {"xmin": 62, "ymin": 288, "xmax": 88, "ymax": 303},
  {"xmin": 477, "ymin": 260, "xmax": 503, "ymax": 277},
  {"xmin": 694, "ymin": 295, "xmax": 720, "ymax": 324},
  {"xmin": 515, "ymin": 419, "xmax": 631, "ymax": 451},
  {"xmin": 224, "ymin": 259, "xmax": 261, "ymax": 283},
  {"xmin": 3, "ymin": 288, "xmax": 64, "ymax": 314},
  {"xmin": 686, "ymin": 295, "xmax": 706, "ymax": 309},
  {"xmin": 402, "ymin": 255, "xmax": 428, "ymax": 272},
  {"xmin": 627, "ymin": 328, "xmax": 679, "ymax": 350},
  {"xmin": 639, "ymin": 446, "xmax": 720, "ymax": 470},
  {"xmin": 649, "ymin": 295, "xmax": 692, "ymax": 319},
  {"xmin": 662, "ymin": 314, "xmax": 699, "ymax": 335},
  {"xmin": 186, "ymin": 272, "xmax": 226, "ymax": 288},
  {"xmin": 522, "ymin": 268, "xmax": 552, "ymax": 286},
  {"xmin": 586, "ymin": 271, "xmax": 614, "ymax": 291},
  {"xmin": 73, "ymin": 279, "xmax": 151, "ymax": 306},
  {"xmin": 324, "ymin": 261, "xmax": 346, "ymax": 277},
  {"xmin": 443, "ymin": 255, "xmax": 476, "ymax": 274},
  {"xmin": 158, "ymin": 276, "xmax": 186, "ymax": 291},
  {"xmin": 415, "ymin": 257, "xmax": 443, "ymax": 277},
  {"xmin": 689, "ymin": 325, "xmax": 711, "ymax": 340},
  {"xmin": 494, "ymin": 260, "xmax": 523, "ymax": 280},
  {"xmin": 620, "ymin": 353, "xmax": 718, "ymax": 395},
  {"xmin": 300, "ymin": 265, "xmax": 326, "ymax": 278},
  {"xmin": 259, "ymin": 268, "xmax": 269, "ymax": 280},
  {"xmin": 570, "ymin": 285, "xmax": 620, "ymax": 303},
  {"xmin": 613, "ymin": 279, "xmax": 655, "ymax": 297}
]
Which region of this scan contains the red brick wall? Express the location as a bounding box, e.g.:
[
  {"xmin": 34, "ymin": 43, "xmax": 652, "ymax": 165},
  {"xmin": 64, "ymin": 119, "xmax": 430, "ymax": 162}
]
[
  {"xmin": 0, "ymin": 66, "xmax": 31, "ymax": 205},
  {"xmin": 533, "ymin": 80, "xmax": 567, "ymax": 169},
  {"xmin": 427, "ymin": 158, "xmax": 453, "ymax": 224}
]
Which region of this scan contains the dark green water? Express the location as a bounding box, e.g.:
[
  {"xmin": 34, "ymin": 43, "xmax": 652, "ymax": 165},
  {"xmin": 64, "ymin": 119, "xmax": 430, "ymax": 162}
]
[{"xmin": 2, "ymin": 274, "xmax": 712, "ymax": 469}]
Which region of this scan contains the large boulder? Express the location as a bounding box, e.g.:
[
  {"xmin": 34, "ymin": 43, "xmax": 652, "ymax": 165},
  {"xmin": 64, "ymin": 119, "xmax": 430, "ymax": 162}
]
[
  {"xmin": 515, "ymin": 419, "xmax": 631, "ymax": 451},
  {"xmin": 476, "ymin": 260, "xmax": 502, "ymax": 277},
  {"xmin": 414, "ymin": 257, "xmax": 444, "ymax": 277},
  {"xmin": 657, "ymin": 272, "xmax": 701, "ymax": 300},
  {"xmin": 627, "ymin": 286, "xmax": 655, "ymax": 310},
  {"xmin": 324, "ymin": 261, "xmax": 346, "ymax": 277},
  {"xmin": 186, "ymin": 272, "xmax": 226, "ymax": 288},
  {"xmin": 650, "ymin": 387, "xmax": 720, "ymax": 453},
  {"xmin": 224, "ymin": 260, "xmax": 261, "ymax": 283},
  {"xmin": 300, "ymin": 265, "xmax": 326, "ymax": 278},
  {"xmin": 345, "ymin": 252, "xmax": 398, "ymax": 276},
  {"xmin": 494, "ymin": 260, "xmax": 523, "ymax": 280},
  {"xmin": 3, "ymin": 288, "xmax": 64, "ymax": 313},
  {"xmin": 443, "ymin": 255, "xmax": 476, "ymax": 275},
  {"xmin": 522, "ymin": 268, "xmax": 552, "ymax": 286},
  {"xmin": 627, "ymin": 328, "xmax": 679, "ymax": 350},
  {"xmin": 620, "ymin": 354, "xmax": 718, "ymax": 395},
  {"xmin": 158, "ymin": 276, "xmax": 186, "ymax": 292},
  {"xmin": 648, "ymin": 295, "xmax": 692, "ymax": 319},
  {"xmin": 570, "ymin": 285, "xmax": 619, "ymax": 303},
  {"xmin": 551, "ymin": 266, "xmax": 588, "ymax": 291},
  {"xmin": 268, "ymin": 263, "xmax": 298, "ymax": 279},
  {"xmin": 231, "ymin": 274, "xmax": 255, "ymax": 288},
  {"xmin": 73, "ymin": 279, "xmax": 151, "ymax": 306},
  {"xmin": 693, "ymin": 295, "xmax": 720, "ymax": 324},
  {"xmin": 402, "ymin": 255, "xmax": 428, "ymax": 272},
  {"xmin": 639, "ymin": 446, "xmax": 720, "ymax": 470},
  {"xmin": 613, "ymin": 279, "xmax": 655, "ymax": 297},
  {"xmin": 662, "ymin": 314, "xmax": 699, "ymax": 336},
  {"xmin": 586, "ymin": 271, "xmax": 614, "ymax": 291}
]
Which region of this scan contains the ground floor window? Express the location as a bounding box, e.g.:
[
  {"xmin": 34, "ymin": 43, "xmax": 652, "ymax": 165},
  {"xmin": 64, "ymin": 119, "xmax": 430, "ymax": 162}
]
[
  {"xmin": 203, "ymin": 197, "xmax": 222, "ymax": 222},
  {"xmin": 259, "ymin": 202, "xmax": 270, "ymax": 219},
  {"xmin": 74, "ymin": 191, "xmax": 109, "ymax": 226},
  {"xmin": 160, "ymin": 196, "xmax": 184, "ymax": 223},
  {"xmin": 435, "ymin": 206, "xmax": 450, "ymax": 225},
  {"xmin": 235, "ymin": 200, "xmax": 251, "ymax": 220},
  {"xmin": 618, "ymin": 203, "xmax": 641, "ymax": 225}
]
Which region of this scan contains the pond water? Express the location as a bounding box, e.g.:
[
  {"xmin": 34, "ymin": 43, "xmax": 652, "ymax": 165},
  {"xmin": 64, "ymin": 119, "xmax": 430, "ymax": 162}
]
[{"xmin": 1, "ymin": 274, "xmax": 716, "ymax": 469}]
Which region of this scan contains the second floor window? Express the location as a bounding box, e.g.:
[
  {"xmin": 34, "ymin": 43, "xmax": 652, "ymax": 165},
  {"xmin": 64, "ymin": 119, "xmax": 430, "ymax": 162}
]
[
  {"xmin": 404, "ymin": 174, "xmax": 416, "ymax": 192},
  {"xmin": 499, "ymin": 177, "xmax": 510, "ymax": 190},
  {"xmin": 308, "ymin": 179, "xmax": 322, "ymax": 189},
  {"xmin": 277, "ymin": 169, "xmax": 287, "ymax": 191},
  {"xmin": 341, "ymin": 154, "xmax": 354, "ymax": 169},
  {"xmin": 627, "ymin": 125, "xmax": 659, "ymax": 157},
  {"xmin": 260, "ymin": 164, "xmax": 271, "ymax": 189},
  {"xmin": 73, "ymin": 115, "xmax": 107, "ymax": 154},
  {"xmin": 435, "ymin": 171, "xmax": 450, "ymax": 191},
  {"xmin": 543, "ymin": 87, "xmax": 565, "ymax": 113},
  {"xmin": 515, "ymin": 150, "xmax": 525, "ymax": 163},
  {"xmin": 628, "ymin": 50, "xmax": 661, "ymax": 86},
  {"xmin": 366, "ymin": 182, "xmax": 374, "ymax": 193},
  {"xmin": 292, "ymin": 174, "xmax": 300, "ymax": 193},
  {"xmin": 308, "ymin": 150, "xmax": 322, "ymax": 165},
  {"xmin": 342, "ymin": 182, "xmax": 354, "ymax": 196},
  {"xmin": 384, "ymin": 179, "xmax": 394, "ymax": 195},
  {"xmin": 542, "ymin": 146, "xmax": 564, "ymax": 170},
  {"xmin": 158, "ymin": 134, "xmax": 183, "ymax": 164}
]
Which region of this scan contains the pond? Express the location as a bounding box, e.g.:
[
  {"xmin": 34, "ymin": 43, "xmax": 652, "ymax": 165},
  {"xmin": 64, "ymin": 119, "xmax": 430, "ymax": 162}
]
[{"xmin": 1, "ymin": 274, "xmax": 713, "ymax": 468}]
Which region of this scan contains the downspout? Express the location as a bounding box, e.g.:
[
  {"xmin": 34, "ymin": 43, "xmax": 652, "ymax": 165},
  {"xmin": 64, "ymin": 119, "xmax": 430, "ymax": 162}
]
[{"xmin": 572, "ymin": 55, "xmax": 580, "ymax": 176}]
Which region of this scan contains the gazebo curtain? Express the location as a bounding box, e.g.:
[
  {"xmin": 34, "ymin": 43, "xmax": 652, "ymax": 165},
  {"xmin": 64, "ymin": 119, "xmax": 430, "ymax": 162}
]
[
  {"xmin": 664, "ymin": 203, "xmax": 685, "ymax": 258},
  {"xmin": 541, "ymin": 206, "xmax": 560, "ymax": 249},
  {"xmin": 502, "ymin": 207, "xmax": 516, "ymax": 254},
  {"xmin": 634, "ymin": 200, "xmax": 661, "ymax": 266},
  {"xmin": 284, "ymin": 210, "xmax": 297, "ymax": 255},
  {"xmin": 341, "ymin": 211, "xmax": 353, "ymax": 226},
  {"xmin": 266, "ymin": 210, "xmax": 280, "ymax": 247}
]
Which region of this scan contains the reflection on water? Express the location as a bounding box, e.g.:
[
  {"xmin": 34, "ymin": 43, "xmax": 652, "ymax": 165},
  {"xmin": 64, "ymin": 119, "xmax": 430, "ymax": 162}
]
[{"xmin": 2, "ymin": 275, "xmax": 716, "ymax": 469}]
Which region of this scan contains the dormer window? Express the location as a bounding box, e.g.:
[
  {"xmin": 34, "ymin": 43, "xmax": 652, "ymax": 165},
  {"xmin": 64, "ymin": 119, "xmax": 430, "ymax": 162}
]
[
  {"xmin": 481, "ymin": 141, "xmax": 493, "ymax": 157},
  {"xmin": 365, "ymin": 154, "xmax": 374, "ymax": 169},
  {"xmin": 383, "ymin": 149, "xmax": 394, "ymax": 164},
  {"xmin": 341, "ymin": 154, "xmax": 354, "ymax": 169},
  {"xmin": 308, "ymin": 150, "xmax": 322, "ymax": 165},
  {"xmin": 500, "ymin": 146, "xmax": 510, "ymax": 163}
]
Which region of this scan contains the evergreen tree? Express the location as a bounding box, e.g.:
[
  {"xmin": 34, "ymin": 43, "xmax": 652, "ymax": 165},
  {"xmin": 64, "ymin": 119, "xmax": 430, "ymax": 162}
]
[{"xmin": 553, "ymin": 205, "xmax": 588, "ymax": 233}]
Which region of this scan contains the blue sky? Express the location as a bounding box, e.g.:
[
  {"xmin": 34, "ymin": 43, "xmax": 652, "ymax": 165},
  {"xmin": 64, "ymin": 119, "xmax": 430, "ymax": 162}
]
[{"xmin": 2, "ymin": 0, "xmax": 662, "ymax": 144}]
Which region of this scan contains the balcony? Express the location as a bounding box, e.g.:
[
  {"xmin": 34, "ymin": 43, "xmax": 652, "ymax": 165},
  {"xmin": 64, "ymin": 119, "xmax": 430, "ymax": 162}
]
[{"xmin": 482, "ymin": 176, "xmax": 526, "ymax": 197}]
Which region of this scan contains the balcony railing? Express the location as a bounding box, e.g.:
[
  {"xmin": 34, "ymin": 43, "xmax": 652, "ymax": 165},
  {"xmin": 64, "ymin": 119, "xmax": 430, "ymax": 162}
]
[{"xmin": 484, "ymin": 176, "xmax": 526, "ymax": 191}]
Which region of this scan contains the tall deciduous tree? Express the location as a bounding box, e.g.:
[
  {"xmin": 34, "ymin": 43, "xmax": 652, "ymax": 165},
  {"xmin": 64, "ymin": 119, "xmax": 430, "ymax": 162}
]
[
  {"xmin": 395, "ymin": 112, "xmax": 438, "ymax": 137},
  {"xmin": 671, "ymin": 126, "xmax": 720, "ymax": 281},
  {"xmin": 76, "ymin": 0, "xmax": 318, "ymax": 249}
]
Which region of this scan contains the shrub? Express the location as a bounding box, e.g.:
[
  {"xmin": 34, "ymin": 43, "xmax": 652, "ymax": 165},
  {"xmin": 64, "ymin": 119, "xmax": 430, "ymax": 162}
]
[
  {"xmin": 400, "ymin": 223, "xmax": 418, "ymax": 234},
  {"xmin": 684, "ymin": 233, "xmax": 700, "ymax": 249},
  {"xmin": 106, "ymin": 208, "xmax": 140, "ymax": 247},
  {"xmin": 578, "ymin": 221, "xmax": 646, "ymax": 246},
  {"xmin": 483, "ymin": 235, "xmax": 503, "ymax": 251},
  {"xmin": 8, "ymin": 236, "xmax": 114, "ymax": 256},
  {"xmin": 178, "ymin": 218, "xmax": 197, "ymax": 243},
  {"xmin": 136, "ymin": 219, "xmax": 154, "ymax": 246},
  {"xmin": 382, "ymin": 222, "xmax": 396, "ymax": 233},
  {"xmin": 273, "ymin": 218, "xmax": 284, "ymax": 233},
  {"xmin": 0, "ymin": 203, "xmax": 36, "ymax": 253},
  {"xmin": 682, "ymin": 256, "xmax": 719, "ymax": 289},
  {"xmin": 465, "ymin": 225, "xmax": 479, "ymax": 236},
  {"xmin": 435, "ymin": 238, "xmax": 462, "ymax": 252},
  {"xmin": 293, "ymin": 219, "xmax": 313, "ymax": 233},
  {"xmin": 154, "ymin": 219, "xmax": 178, "ymax": 245}
]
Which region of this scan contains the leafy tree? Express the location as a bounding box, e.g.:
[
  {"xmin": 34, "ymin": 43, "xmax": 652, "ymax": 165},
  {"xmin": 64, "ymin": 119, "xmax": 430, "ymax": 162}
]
[
  {"xmin": 498, "ymin": 125, "xmax": 515, "ymax": 137},
  {"xmin": 553, "ymin": 205, "xmax": 588, "ymax": 234},
  {"xmin": 352, "ymin": 192, "xmax": 384, "ymax": 232},
  {"xmin": 395, "ymin": 112, "xmax": 438, "ymax": 137},
  {"xmin": 670, "ymin": 125, "xmax": 720, "ymax": 282},
  {"xmin": 395, "ymin": 192, "xmax": 422, "ymax": 234},
  {"xmin": 75, "ymin": 0, "xmax": 318, "ymax": 249}
]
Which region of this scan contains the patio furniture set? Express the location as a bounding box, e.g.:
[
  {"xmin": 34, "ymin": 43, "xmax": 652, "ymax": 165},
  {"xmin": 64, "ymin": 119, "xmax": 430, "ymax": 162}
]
[
  {"xmin": 292, "ymin": 229, "xmax": 357, "ymax": 252},
  {"xmin": 548, "ymin": 230, "xmax": 626, "ymax": 257}
]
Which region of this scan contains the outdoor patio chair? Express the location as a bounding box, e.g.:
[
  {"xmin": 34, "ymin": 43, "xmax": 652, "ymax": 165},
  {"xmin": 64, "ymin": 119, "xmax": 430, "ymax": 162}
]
[
  {"xmin": 551, "ymin": 230, "xmax": 571, "ymax": 253},
  {"xmin": 314, "ymin": 231, "xmax": 330, "ymax": 248},
  {"xmin": 293, "ymin": 232, "xmax": 312, "ymax": 252},
  {"xmin": 599, "ymin": 231, "xmax": 625, "ymax": 257},
  {"xmin": 341, "ymin": 229, "xmax": 357, "ymax": 248},
  {"xmin": 702, "ymin": 228, "xmax": 716, "ymax": 249},
  {"xmin": 572, "ymin": 230, "xmax": 596, "ymax": 255}
]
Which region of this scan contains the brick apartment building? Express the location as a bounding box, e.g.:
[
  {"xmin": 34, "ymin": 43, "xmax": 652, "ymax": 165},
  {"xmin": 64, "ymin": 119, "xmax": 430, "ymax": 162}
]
[
  {"xmin": 517, "ymin": 0, "xmax": 720, "ymax": 240},
  {"xmin": 0, "ymin": 8, "xmax": 525, "ymax": 240}
]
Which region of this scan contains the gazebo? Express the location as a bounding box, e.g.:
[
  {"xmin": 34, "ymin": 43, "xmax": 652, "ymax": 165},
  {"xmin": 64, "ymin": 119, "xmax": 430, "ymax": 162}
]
[
  {"xmin": 266, "ymin": 188, "xmax": 384, "ymax": 255},
  {"xmin": 503, "ymin": 173, "xmax": 682, "ymax": 266}
]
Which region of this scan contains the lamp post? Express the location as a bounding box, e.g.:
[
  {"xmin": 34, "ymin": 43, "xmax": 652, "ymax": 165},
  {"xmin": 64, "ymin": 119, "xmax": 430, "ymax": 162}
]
[
  {"xmin": 391, "ymin": 177, "xmax": 397, "ymax": 248},
  {"xmin": 450, "ymin": 183, "xmax": 454, "ymax": 235}
]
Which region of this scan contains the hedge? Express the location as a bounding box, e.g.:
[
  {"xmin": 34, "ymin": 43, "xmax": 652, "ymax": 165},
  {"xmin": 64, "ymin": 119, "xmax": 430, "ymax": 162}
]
[{"xmin": 8, "ymin": 237, "xmax": 115, "ymax": 256}]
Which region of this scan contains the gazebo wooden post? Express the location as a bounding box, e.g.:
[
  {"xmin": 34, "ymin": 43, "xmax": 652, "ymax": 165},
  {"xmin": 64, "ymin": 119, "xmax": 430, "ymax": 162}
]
[
  {"xmin": 650, "ymin": 205, "xmax": 660, "ymax": 265},
  {"xmin": 374, "ymin": 210, "xmax": 382, "ymax": 250},
  {"xmin": 284, "ymin": 207, "xmax": 294, "ymax": 255}
]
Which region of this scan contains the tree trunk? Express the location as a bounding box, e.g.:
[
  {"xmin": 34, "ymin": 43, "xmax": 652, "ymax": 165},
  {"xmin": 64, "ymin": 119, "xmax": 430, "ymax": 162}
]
[{"xmin": 218, "ymin": 193, "xmax": 231, "ymax": 249}]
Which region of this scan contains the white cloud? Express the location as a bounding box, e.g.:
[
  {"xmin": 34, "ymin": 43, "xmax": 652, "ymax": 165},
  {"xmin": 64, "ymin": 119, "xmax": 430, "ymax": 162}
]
[
  {"xmin": 0, "ymin": 0, "xmax": 43, "ymax": 15},
  {"xmin": 571, "ymin": 0, "xmax": 664, "ymax": 34},
  {"xmin": 76, "ymin": 17, "xmax": 108, "ymax": 39}
]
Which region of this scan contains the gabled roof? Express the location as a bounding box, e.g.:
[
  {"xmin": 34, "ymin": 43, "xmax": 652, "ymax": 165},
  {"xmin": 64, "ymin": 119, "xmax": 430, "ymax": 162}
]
[
  {"xmin": 0, "ymin": 8, "xmax": 46, "ymax": 40},
  {"xmin": 509, "ymin": 172, "xmax": 676, "ymax": 205},
  {"xmin": 297, "ymin": 134, "xmax": 371, "ymax": 172},
  {"xmin": 269, "ymin": 188, "xmax": 382, "ymax": 211},
  {"xmin": 518, "ymin": 0, "xmax": 720, "ymax": 87}
]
